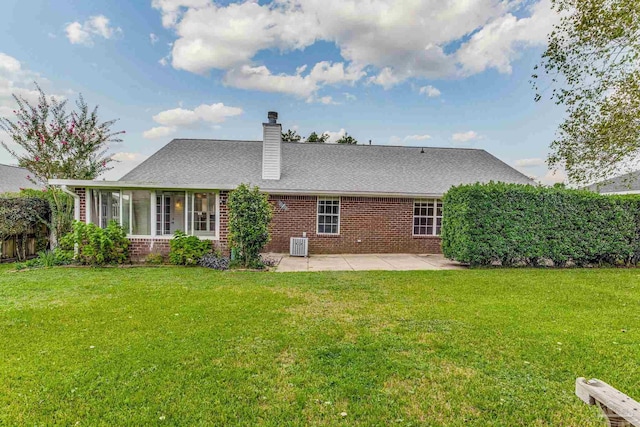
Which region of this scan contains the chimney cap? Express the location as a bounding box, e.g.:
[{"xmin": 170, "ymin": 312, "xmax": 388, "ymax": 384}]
[{"xmin": 267, "ymin": 111, "xmax": 278, "ymax": 124}]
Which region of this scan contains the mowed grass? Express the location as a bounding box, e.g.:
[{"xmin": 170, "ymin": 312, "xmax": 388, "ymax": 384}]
[{"xmin": 1, "ymin": 266, "xmax": 639, "ymax": 426}]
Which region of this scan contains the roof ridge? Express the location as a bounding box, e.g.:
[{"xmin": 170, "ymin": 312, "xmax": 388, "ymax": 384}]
[
  {"xmin": 0, "ymin": 163, "xmax": 29, "ymax": 170},
  {"xmin": 168, "ymin": 138, "xmax": 485, "ymax": 151}
]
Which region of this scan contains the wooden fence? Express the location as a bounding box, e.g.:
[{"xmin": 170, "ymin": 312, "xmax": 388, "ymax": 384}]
[{"xmin": 0, "ymin": 225, "xmax": 48, "ymax": 262}]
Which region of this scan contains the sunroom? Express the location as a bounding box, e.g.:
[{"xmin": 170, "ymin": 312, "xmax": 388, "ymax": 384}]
[{"xmin": 80, "ymin": 187, "xmax": 219, "ymax": 239}]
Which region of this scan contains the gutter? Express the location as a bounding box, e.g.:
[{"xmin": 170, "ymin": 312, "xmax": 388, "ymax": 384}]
[{"xmin": 60, "ymin": 185, "xmax": 81, "ymax": 222}]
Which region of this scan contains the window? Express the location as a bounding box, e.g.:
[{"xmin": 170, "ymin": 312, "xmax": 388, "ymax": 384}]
[
  {"xmin": 413, "ymin": 199, "xmax": 443, "ymax": 236},
  {"xmin": 86, "ymin": 189, "xmax": 218, "ymax": 239},
  {"xmin": 317, "ymin": 197, "xmax": 340, "ymax": 234},
  {"xmin": 156, "ymin": 191, "xmax": 186, "ymax": 236},
  {"xmin": 90, "ymin": 190, "xmax": 120, "ymax": 228},
  {"xmin": 191, "ymin": 192, "xmax": 217, "ymax": 236},
  {"xmin": 130, "ymin": 191, "xmax": 151, "ymax": 235}
]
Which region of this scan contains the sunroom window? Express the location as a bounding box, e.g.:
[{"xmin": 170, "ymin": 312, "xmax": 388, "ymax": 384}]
[
  {"xmin": 88, "ymin": 189, "xmax": 218, "ymax": 238},
  {"xmin": 191, "ymin": 192, "xmax": 217, "ymax": 236},
  {"xmin": 90, "ymin": 190, "xmax": 120, "ymax": 228}
]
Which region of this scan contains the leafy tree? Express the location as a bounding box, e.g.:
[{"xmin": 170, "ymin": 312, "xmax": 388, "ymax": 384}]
[
  {"xmin": 282, "ymin": 129, "xmax": 302, "ymax": 142},
  {"xmin": 533, "ymin": 0, "xmax": 640, "ymax": 185},
  {"xmin": 306, "ymin": 131, "xmax": 330, "ymax": 143},
  {"xmin": 336, "ymin": 133, "xmax": 358, "ymax": 144},
  {"xmin": 0, "ymin": 84, "xmax": 124, "ymax": 245},
  {"xmin": 227, "ymin": 184, "xmax": 273, "ymax": 268}
]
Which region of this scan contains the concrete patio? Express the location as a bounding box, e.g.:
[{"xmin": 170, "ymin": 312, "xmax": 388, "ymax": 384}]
[{"xmin": 267, "ymin": 253, "xmax": 465, "ymax": 272}]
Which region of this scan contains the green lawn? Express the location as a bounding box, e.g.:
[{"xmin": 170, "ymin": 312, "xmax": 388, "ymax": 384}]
[{"xmin": 1, "ymin": 266, "xmax": 639, "ymax": 426}]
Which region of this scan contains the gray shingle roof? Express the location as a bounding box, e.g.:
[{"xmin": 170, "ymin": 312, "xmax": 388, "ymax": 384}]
[
  {"xmin": 586, "ymin": 171, "xmax": 640, "ymax": 193},
  {"xmin": 120, "ymin": 139, "xmax": 534, "ymax": 196},
  {"xmin": 0, "ymin": 164, "xmax": 39, "ymax": 193}
]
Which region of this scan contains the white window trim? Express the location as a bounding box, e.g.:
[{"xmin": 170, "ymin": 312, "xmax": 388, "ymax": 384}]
[
  {"xmin": 412, "ymin": 198, "xmax": 443, "ymax": 237},
  {"xmin": 316, "ymin": 196, "xmax": 341, "ymax": 235}
]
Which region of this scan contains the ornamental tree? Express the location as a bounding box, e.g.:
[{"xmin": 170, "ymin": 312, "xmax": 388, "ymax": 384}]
[
  {"xmin": 0, "ymin": 83, "xmax": 125, "ymax": 245},
  {"xmin": 533, "ymin": 0, "xmax": 640, "ymax": 185},
  {"xmin": 227, "ymin": 184, "xmax": 273, "ymax": 268}
]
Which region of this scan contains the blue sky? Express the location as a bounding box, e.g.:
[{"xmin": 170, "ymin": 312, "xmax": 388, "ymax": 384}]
[{"xmin": 0, "ymin": 0, "xmax": 565, "ymax": 183}]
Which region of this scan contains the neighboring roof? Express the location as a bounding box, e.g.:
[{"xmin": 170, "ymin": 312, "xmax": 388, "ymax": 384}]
[
  {"xmin": 114, "ymin": 139, "xmax": 533, "ymax": 196},
  {"xmin": 586, "ymin": 171, "xmax": 640, "ymax": 194},
  {"xmin": 0, "ymin": 164, "xmax": 39, "ymax": 193}
]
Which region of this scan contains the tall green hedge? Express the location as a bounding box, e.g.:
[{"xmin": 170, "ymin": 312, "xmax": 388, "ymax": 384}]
[
  {"xmin": 442, "ymin": 182, "xmax": 640, "ymax": 267},
  {"xmin": 0, "ymin": 195, "xmax": 50, "ymax": 260}
]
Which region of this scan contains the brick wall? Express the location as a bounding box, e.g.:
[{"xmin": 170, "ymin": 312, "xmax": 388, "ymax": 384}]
[
  {"xmin": 74, "ymin": 188, "xmax": 86, "ymax": 222},
  {"xmin": 264, "ymin": 195, "xmax": 442, "ymax": 254},
  {"xmin": 75, "ymin": 188, "xmax": 442, "ymax": 257}
]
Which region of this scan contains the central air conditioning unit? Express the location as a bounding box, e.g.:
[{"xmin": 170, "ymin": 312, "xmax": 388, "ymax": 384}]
[{"xmin": 290, "ymin": 237, "xmax": 308, "ymax": 257}]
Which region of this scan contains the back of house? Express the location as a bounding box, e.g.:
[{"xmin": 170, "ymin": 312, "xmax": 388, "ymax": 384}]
[{"xmin": 50, "ymin": 112, "xmax": 533, "ymax": 259}]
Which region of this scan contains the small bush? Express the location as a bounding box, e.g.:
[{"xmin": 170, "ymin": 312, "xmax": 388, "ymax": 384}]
[
  {"xmin": 442, "ymin": 182, "xmax": 638, "ymax": 267},
  {"xmin": 169, "ymin": 231, "xmax": 211, "ymax": 266},
  {"xmin": 199, "ymin": 253, "xmax": 230, "ymax": 270},
  {"xmin": 227, "ymin": 184, "xmax": 273, "ymax": 268},
  {"xmin": 60, "ymin": 220, "xmax": 129, "ymax": 266},
  {"xmin": 145, "ymin": 252, "xmax": 165, "ymax": 265}
]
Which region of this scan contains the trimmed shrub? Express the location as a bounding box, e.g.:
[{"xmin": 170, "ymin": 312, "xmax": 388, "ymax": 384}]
[
  {"xmin": 227, "ymin": 184, "xmax": 273, "ymax": 268},
  {"xmin": 169, "ymin": 231, "xmax": 211, "ymax": 266},
  {"xmin": 60, "ymin": 220, "xmax": 129, "ymax": 266},
  {"xmin": 442, "ymin": 183, "xmax": 637, "ymax": 267}
]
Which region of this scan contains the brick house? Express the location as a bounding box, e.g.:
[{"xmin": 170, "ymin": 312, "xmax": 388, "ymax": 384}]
[{"xmin": 50, "ymin": 112, "xmax": 533, "ymax": 259}]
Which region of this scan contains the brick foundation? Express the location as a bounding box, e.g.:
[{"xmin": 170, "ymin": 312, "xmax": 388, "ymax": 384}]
[{"xmin": 128, "ymin": 238, "xmax": 226, "ymax": 262}]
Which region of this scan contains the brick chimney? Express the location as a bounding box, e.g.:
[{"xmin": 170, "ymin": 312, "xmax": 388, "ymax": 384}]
[{"xmin": 262, "ymin": 111, "xmax": 281, "ymax": 180}]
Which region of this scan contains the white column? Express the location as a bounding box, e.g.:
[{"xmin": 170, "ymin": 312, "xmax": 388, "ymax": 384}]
[{"xmin": 150, "ymin": 191, "xmax": 157, "ymax": 236}]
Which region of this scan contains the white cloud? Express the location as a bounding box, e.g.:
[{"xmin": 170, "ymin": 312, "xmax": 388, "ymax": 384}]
[
  {"xmin": 143, "ymin": 126, "xmax": 176, "ymax": 139},
  {"xmin": 452, "ymin": 131, "xmax": 479, "ymax": 142},
  {"xmin": 144, "ymin": 102, "xmax": 243, "ymax": 138},
  {"xmin": 150, "ymin": 33, "xmax": 159, "ymax": 45},
  {"xmin": 456, "ymin": 0, "xmax": 557, "ymax": 75},
  {"xmin": 65, "ymin": 15, "xmax": 122, "ymax": 46},
  {"xmin": 322, "ymin": 128, "xmax": 347, "ymax": 143},
  {"xmin": 368, "ymin": 67, "xmax": 404, "ymax": 90},
  {"xmin": 515, "ymin": 158, "xmax": 545, "ymax": 167},
  {"xmin": 308, "ymin": 61, "xmax": 364, "ymax": 85},
  {"xmin": 308, "ymin": 95, "xmax": 337, "ymax": 105},
  {"xmin": 0, "ymin": 53, "xmax": 65, "ymax": 120},
  {"xmin": 0, "ymin": 53, "xmax": 21, "ymax": 74},
  {"xmin": 152, "ymin": 103, "xmax": 242, "ymax": 126},
  {"xmin": 153, "ymin": 108, "xmax": 199, "ymax": 126},
  {"xmin": 103, "ymin": 152, "xmax": 149, "ymax": 180},
  {"xmin": 419, "ymin": 85, "xmax": 441, "ymax": 97},
  {"xmin": 405, "ymin": 134, "xmax": 432, "ymax": 141},
  {"xmin": 223, "ymin": 65, "xmax": 317, "ymax": 98},
  {"xmin": 152, "ymin": 0, "xmax": 555, "ymax": 93}
]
